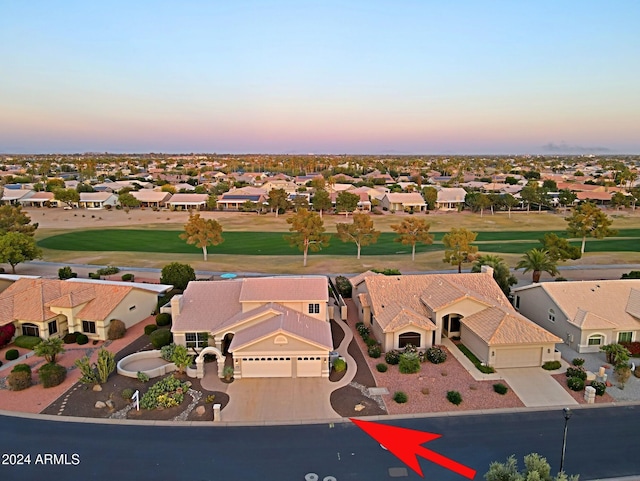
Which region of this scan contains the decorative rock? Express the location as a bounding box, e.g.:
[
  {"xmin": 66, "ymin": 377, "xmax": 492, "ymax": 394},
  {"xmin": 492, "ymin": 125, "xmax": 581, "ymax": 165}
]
[
  {"xmin": 586, "ymin": 371, "xmax": 596, "ymax": 382},
  {"xmin": 92, "ymin": 384, "xmax": 103, "ymax": 392},
  {"xmin": 95, "ymin": 401, "xmax": 106, "ymax": 409},
  {"xmin": 354, "ymin": 403, "xmax": 365, "ymax": 412},
  {"xmin": 195, "ymin": 405, "xmax": 206, "ymax": 416},
  {"xmin": 105, "ymin": 400, "xmax": 115, "ymax": 409}
]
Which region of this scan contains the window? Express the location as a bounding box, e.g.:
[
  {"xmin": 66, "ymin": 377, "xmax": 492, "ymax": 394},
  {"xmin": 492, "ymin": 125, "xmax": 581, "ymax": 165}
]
[
  {"xmin": 548, "ymin": 308, "xmax": 556, "ymax": 323},
  {"xmin": 48, "ymin": 320, "xmax": 58, "ymax": 335},
  {"xmin": 587, "ymin": 334, "xmax": 604, "ymax": 346},
  {"xmin": 22, "ymin": 323, "xmax": 39, "ymax": 337},
  {"xmin": 185, "ymin": 332, "xmax": 208, "ymax": 349},
  {"xmin": 618, "ymin": 332, "xmax": 633, "ymax": 343},
  {"xmin": 514, "ymin": 295, "xmax": 520, "ymax": 309},
  {"xmin": 82, "ymin": 320, "xmax": 96, "ymax": 334},
  {"xmin": 398, "ymin": 332, "xmax": 421, "ymax": 349},
  {"xmin": 308, "ymin": 303, "xmax": 320, "ymax": 314}
]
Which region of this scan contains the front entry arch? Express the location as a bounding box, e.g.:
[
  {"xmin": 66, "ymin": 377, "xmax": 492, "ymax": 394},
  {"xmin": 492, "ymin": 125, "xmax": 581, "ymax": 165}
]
[{"xmin": 195, "ymin": 346, "xmax": 226, "ymax": 379}]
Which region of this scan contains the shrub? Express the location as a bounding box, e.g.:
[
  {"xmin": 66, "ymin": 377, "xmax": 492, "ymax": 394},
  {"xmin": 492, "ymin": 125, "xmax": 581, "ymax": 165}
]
[
  {"xmin": 356, "ymin": 324, "xmax": 369, "ymax": 338},
  {"xmin": 58, "ymin": 266, "xmax": 77, "ymax": 279},
  {"xmin": 139, "ymin": 375, "xmax": 190, "ymax": 409},
  {"xmin": 572, "ymin": 358, "xmax": 585, "ymax": 366},
  {"xmin": 565, "ymin": 366, "xmax": 587, "ymax": 380},
  {"xmin": 121, "ymin": 388, "xmax": 134, "ymax": 400},
  {"xmin": 144, "ymin": 324, "xmax": 158, "ymax": 335},
  {"xmin": 567, "ymin": 376, "xmax": 585, "ymax": 391},
  {"xmin": 0, "ymin": 323, "xmax": 16, "ymax": 348},
  {"xmin": 39, "ymin": 362, "xmax": 67, "ymax": 388},
  {"xmin": 376, "ymin": 363, "xmax": 388, "ymax": 372},
  {"xmin": 393, "ymin": 391, "xmax": 408, "ymax": 403},
  {"xmin": 161, "ymin": 344, "xmax": 178, "ymax": 362},
  {"xmin": 150, "ymin": 329, "xmax": 173, "ymax": 349},
  {"xmin": 155, "ymin": 313, "xmax": 172, "ymax": 327},
  {"xmin": 63, "ymin": 332, "xmax": 78, "ymax": 344},
  {"xmin": 542, "ymin": 360, "xmax": 561, "ymax": 370},
  {"xmin": 493, "ymin": 383, "xmax": 508, "ymax": 395},
  {"xmin": 13, "ymin": 335, "xmax": 42, "ymax": 350},
  {"xmin": 590, "ymin": 380, "xmax": 606, "ymax": 396},
  {"xmin": 335, "ymin": 276, "xmax": 352, "ymax": 298},
  {"xmin": 5, "ymin": 349, "xmax": 19, "ymax": 361},
  {"xmin": 160, "ymin": 262, "xmax": 196, "ymax": 291},
  {"xmin": 479, "ymin": 365, "xmax": 496, "ymax": 374},
  {"xmin": 399, "ymin": 351, "xmax": 421, "ymax": 374},
  {"xmin": 8, "ymin": 369, "xmax": 31, "ymax": 391},
  {"xmin": 368, "ymin": 345, "xmax": 381, "ymax": 358},
  {"xmin": 96, "ymin": 265, "xmax": 120, "ymax": 276},
  {"xmin": 121, "ymin": 273, "xmax": 134, "ymax": 281},
  {"xmin": 372, "ymin": 268, "xmax": 401, "ymax": 276},
  {"xmin": 12, "ymin": 363, "xmax": 31, "ymax": 374},
  {"xmin": 332, "ymin": 358, "xmax": 346, "ymax": 372},
  {"xmin": 76, "ymin": 334, "xmax": 89, "ymax": 345},
  {"xmin": 365, "ymin": 337, "xmax": 378, "ymax": 347},
  {"xmin": 403, "ymin": 343, "xmax": 418, "ymax": 354},
  {"xmin": 421, "ymin": 387, "xmax": 430, "ymax": 395},
  {"xmin": 205, "ymin": 394, "xmax": 216, "ymax": 404},
  {"xmin": 426, "ymin": 346, "xmax": 447, "ymax": 364},
  {"xmin": 447, "ymin": 390, "xmax": 462, "ymax": 405},
  {"xmin": 107, "ymin": 319, "xmax": 126, "ymax": 340},
  {"xmin": 137, "ymin": 371, "xmax": 150, "ymax": 383},
  {"xmin": 88, "ymin": 272, "xmax": 99, "ymax": 279},
  {"xmin": 620, "ymin": 341, "xmax": 640, "ymax": 357},
  {"xmin": 385, "ymin": 350, "xmax": 400, "ymax": 365}
]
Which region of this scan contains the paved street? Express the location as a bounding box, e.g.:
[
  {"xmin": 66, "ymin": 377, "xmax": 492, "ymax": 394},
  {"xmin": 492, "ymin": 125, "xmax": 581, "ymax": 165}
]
[{"xmin": 1, "ymin": 405, "xmax": 638, "ymax": 481}]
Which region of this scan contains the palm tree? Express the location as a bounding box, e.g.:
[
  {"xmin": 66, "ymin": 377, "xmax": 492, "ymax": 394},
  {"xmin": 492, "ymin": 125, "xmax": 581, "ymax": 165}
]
[
  {"xmin": 515, "ymin": 248, "xmax": 559, "ymax": 283},
  {"xmin": 471, "ymin": 254, "xmax": 517, "ymax": 297}
]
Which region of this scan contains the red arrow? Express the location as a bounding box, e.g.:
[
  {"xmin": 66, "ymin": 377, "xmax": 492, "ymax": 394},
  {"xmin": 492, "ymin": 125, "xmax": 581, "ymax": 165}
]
[{"xmin": 350, "ymin": 418, "xmax": 476, "ymax": 479}]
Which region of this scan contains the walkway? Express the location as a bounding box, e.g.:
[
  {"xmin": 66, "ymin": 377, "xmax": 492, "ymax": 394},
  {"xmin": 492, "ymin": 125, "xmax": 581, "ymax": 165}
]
[
  {"xmin": 208, "ymin": 308, "xmax": 357, "ymax": 423},
  {"xmin": 499, "ymin": 368, "xmax": 578, "ymax": 408}
]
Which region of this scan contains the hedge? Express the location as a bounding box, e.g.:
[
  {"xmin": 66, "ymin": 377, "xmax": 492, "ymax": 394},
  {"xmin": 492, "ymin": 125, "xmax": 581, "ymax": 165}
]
[
  {"xmin": 150, "ymin": 328, "xmax": 173, "ymax": 349},
  {"xmin": 39, "ymin": 362, "xmax": 67, "ymax": 388},
  {"xmin": 14, "ymin": 335, "xmax": 43, "ymax": 349},
  {"xmin": 5, "ymin": 349, "xmax": 19, "ymax": 361},
  {"xmin": 156, "ymin": 313, "xmax": 172, "ymax": 327},
  {"xmin": 144, "ymin": 324, "xmax": 158, "ymax": 336},
  {"xmin": 542, "ymin": 360, "xmax": 561, "ymax": 370}
]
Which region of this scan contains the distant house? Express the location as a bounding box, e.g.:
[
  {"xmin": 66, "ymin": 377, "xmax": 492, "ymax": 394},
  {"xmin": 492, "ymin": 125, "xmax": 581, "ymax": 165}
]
[
  {"xmin": 355, "ymin": 270, "xmax": 561, "ymax": 368},
  {"xmin": 131, "ymin": 190, "xmax": 172, "ymax": 208},
  {"xmin": 330, "ymin": 191, "xmax": 371, "ymax": 212},
  {"xmin": 165, "ymin": 193, "xmax": 209, "ymax": 210},
  {"xmin": 513, "ymin": 280, "xmax": 640, "ymax": 353},
  {"xmin": 78, "ymin": 192, "xmax": 119, "ymax": 209},
  {"xmin": 170, "ymin": 276, "xmax": 333, "ymax": 379},
  {"xmin": 435, "ymin": 187, "xmax": 467, "ymax": 210},
  {"xmin": 217, "ymin": 187, "xmax": 268, "ymax": 210},
  {"xmin": 1, "ymin": 189, "xmax": 34, "ymax": 206},
  {"xmin": 18, "ymin": 191, "xmax": 57, "ymax": 208},
  {"xmin": 379, "ymin": 193, "xmax": 426, "ymax": 212},
  {"xmin": 0, "ymin": 278, "xmax": 172, "ymax": 342}
]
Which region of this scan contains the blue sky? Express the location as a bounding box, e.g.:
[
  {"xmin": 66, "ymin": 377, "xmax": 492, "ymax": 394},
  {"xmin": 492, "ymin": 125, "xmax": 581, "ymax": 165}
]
[{"xmin": 1, "ymin": 1, "xmax": 638, "ymax": 154}]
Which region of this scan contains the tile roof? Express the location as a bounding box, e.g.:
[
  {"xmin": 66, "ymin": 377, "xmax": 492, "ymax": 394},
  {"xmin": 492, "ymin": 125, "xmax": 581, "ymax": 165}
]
[
  {"xmin": 0, "ymin": 279, "xmax": 134, "ymax": 325},
  {"xmin": 79, "ymin": 192, "xmax": 116, "ymax": 202},
  {"xmin": 461, "ymin": 307, "xmax": 562, "ymax": 345},
  {"xmin": 383, "ymin": 193, "xmax": 426, "ymax": 204},
  {"xmin": 515, "ymin": 280, "xmax": 640, "ymax": 331},
  {"xmin": 228, "ymin": 303, "xmax": 332, "ymax": 351},
  {"xmin": 349, "ymin": 270, "xmax": 381, "ymax": 287},
  {"xmin": 131, "ymin": 191, "xmax": 171, "ymax": 203},
  {"xmin": 166, "ymin": 193, "xmax": 209, "ymax": 204},
  {"xmin": 239, "ymin": 276, "xmax": 328, "ymax": 303}
]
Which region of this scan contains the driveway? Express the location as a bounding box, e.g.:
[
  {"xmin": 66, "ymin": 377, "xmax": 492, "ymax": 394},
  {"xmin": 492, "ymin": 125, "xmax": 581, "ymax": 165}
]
[
  {"xmin": 221, "ymin": 378, "xmax": 341, "ymax": 423},
  {"xmin": 499, "ymin": 368, "xmax": 578, "ymax": 408}
]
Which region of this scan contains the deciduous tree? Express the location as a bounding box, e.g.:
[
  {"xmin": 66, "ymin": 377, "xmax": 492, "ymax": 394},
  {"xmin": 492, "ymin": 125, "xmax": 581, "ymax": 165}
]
[
  {"xmin": 421, "ymin": 186, "xmax": 438, "ymax": 210},
  {"xmin": 336, "ymin": 191, "xmax": 360, "ymax": 217},
  {"xmin": 54, "ymin": 188, "xmax": 80, "ymax": 208},
  {"xmin": 391, "ymin": 218, "xmax": 434, "ymax": 261},
  {"xmin": 515, "ymin": 248, "xmax": 558, "ymax": 283},
  {"xmin": 565, "ymin": 201, "xmax": 617, "ymax": 254},
  {"xmin": 118, "ymin": 192, "xmax": 140, "ymax": 209},
  {"xmin": 285, "ymin": 208, "xmax": 330, "ymax": 267},
  {"xmin": 311, "ymin": 189, "xmax": 332, "ymax": 217},
  {"xmin": 0, "ymin": 232, "xmax": 42, "ymax": 273},
  {"xmin": 268, "ymin": 188, "xmax": 290, "ymax": 217},
  {"xmin": 442, "ymin": 228, "xmax": 478, "ymax": 273},
  {"xmin": 160, "ymin": 262, "xmax": 196, "ymax": 291},
  {"xmin": 336, "ymin": 213, "xmax": 380, "ymax": 259},
  {"xmin": 179, "ymin": 213, "xmax": 224, "ymax": 261}
]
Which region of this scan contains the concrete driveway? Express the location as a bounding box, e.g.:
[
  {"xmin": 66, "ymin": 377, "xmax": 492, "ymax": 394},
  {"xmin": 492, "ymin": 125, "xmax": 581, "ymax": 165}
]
[
  {"xmin": 499, "ymin": 367, "xmax": 578, "ymax": 408},
  {"xmin": 220, "ymin": 378, "xmax": 341, "ymax": 423}
]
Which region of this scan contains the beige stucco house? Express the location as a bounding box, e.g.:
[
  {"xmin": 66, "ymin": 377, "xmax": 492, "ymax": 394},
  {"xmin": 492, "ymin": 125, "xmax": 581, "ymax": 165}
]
[
  {"xmin": 170, "ymin": 276, "xmax": 333, "ymax": 379},
  {"xmin": 0, "ymin": 278, "xmax": 172, "ymax": 342},
  {"xmin": 379, "ymin": 193, "xmax": 427, "ymax": 212},
  {"xmin": 513, "ymin": 280, "xmax": 640, "ymax": 353},
  {"xmin": 354, "ymin": 270, "xmax": 561, "ymax": 368},
  {"xmin": 435, "ymin": 187, "xmax": 467, "ymax": 211}
]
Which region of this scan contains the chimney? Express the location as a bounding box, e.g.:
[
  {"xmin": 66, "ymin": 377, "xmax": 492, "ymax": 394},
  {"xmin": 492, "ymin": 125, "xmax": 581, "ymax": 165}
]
[
  {"xmin": 481, "ymin": 265, "xmax": 494, "ymax": 277},
  {"xmin": 171, "ymin": 294, "xmax": 183, "ymax": 317}
]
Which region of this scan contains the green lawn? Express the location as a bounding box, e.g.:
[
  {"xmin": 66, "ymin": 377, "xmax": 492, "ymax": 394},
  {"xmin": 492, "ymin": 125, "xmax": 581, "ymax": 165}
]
[{"xmin": 37, "ymin": 229, "xmax": 640, "ymax": 256}]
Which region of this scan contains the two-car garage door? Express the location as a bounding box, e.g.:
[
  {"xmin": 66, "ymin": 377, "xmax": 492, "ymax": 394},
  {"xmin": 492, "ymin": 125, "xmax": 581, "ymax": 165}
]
[
  {"xmin": 240, "ymin": 356, "xmax": 323, "ymax": 378},
  {"xmin": 494, "ymin": 347, "xmax": 542, "ymax": 368}
]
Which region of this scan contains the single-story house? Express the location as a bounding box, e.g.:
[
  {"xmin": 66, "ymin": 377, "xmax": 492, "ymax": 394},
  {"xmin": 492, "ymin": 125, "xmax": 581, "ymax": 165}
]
[
  {"xmin": 78, "ymin": 192, "xmax": 119, "ymax": 209},
  {"xmin": 217, "ymin": 187, "xmax": 268, "ymax": 210},
  {"xmin": 435, "ymin": 187, "xmax": 467, "ymax": 210},
  {"xmin": 18, "ymin": 191, "xmax": 58, "ymax": 207},
  {"xmin": 1, "ymin": 189, "xmax": 34, "ymax": 205},
  {"xmin": 513, "ymin": 280, "xmax": 640, "ymax": 353},
  {"xmin": 165, "ymin": 193, "xmax": 209, "ymax": 210},
  {"xmin": 355, "ymin": 270, "xmax": 561, "ymax": 368},
  {"xmin": 170, "ymin": 276, "xmax": 333, "ymax": 379},
  {"xmin": 131, "ymin": 190, "xmax": 172, "ymax": 208},
  {"xmin": 379, "ymin": 193, "xmax": 427, "ymax": 212},
  {"xmin": 0, "ymin": 278, "xmax": 172, "ymax": 342}
]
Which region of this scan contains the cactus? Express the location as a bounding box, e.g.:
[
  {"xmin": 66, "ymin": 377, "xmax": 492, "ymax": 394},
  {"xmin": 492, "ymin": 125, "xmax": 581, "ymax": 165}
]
[{"xmin": 96, "ymin": 348, "xmax": 116, "ymax": 384}]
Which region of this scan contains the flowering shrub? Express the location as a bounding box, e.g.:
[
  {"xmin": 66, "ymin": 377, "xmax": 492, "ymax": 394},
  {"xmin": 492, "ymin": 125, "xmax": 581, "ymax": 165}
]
[
  {"xmin": 620, "ymin": 341, "xmax": 640, "ymax": 357},
  {"xmin": 567, "ymin": 376, "xmax": 585, "ymax": 391},
  {"xmin": 140, "ymin": 375, "xmax": 190, "ymax": 409},
  {"xmin": 385, "ymin": 350, "xmax": 400, "ymax": 365},
  {"xmin": 571, "ymin": 358, "xmax": 585, "ymax": 366},
  {"xmin": 590, "ymin": 380, "xmax": 606, "ymax": 396},
  {"xmin": 426, "ymin": 346, "xmax": 447, "ymax": 364},
  {"xmin": 565, "ymin": 366, "xmax": 587, "ymax": 380},
  {"xmin": 368, "ymin": 345, "xmax": 381, "ymax": 358}
]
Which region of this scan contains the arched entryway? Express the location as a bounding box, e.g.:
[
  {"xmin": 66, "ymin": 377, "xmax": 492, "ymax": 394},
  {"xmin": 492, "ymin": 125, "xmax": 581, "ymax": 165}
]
[
  {"xmin": 222, "ymin": 333, "xmax": 234, "ymax": 355},
  {"xmin": 194, "ymin": 346, "xmax": 226, "ymax": 379},
  {"xmin": 443, "ymin": 314, "xmax": 462, "ymax": 338}
]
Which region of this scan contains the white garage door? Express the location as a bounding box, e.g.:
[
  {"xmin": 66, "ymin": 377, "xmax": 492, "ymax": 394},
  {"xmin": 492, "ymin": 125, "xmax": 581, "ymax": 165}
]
[
  {"xmin": 241, "ymin": 357, "xmax": 292, "ymax": 378},
  {"xmin": 495, "ymin": 347, "xmax": 542, "ymax": 368},
  {"xmin": 296, "ymin": 357, "xmax": 322, "ymax": 377}
]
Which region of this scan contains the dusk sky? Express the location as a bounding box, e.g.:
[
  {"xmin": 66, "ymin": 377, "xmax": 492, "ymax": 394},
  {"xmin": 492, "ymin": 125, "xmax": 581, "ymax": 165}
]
[{"xmin": 1, "ymin": 1, "xmax": 639, "ymax": 155}]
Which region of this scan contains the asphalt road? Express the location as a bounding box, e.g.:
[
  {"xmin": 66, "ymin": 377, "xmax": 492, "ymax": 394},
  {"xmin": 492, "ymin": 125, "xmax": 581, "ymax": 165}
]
[{"xmin": 1, "ymin": 405, "xmax": 638, "ymax": 481}]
